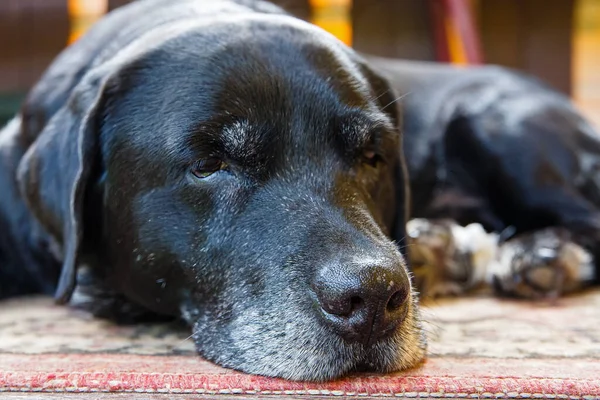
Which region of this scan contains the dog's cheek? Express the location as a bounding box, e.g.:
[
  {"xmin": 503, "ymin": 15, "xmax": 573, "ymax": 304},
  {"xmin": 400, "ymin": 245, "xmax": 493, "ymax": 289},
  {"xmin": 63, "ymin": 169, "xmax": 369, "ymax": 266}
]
[
  {"xmin": 374, "ymin": 167, "xmax": 399, "ymax": 236},
  {"xmin": 103, "ymin": 184, "xmax": 214, "ymax": 315},
  {"xmin": 353, "ymin": 166, "xmax": 397, "ymax": 237}
]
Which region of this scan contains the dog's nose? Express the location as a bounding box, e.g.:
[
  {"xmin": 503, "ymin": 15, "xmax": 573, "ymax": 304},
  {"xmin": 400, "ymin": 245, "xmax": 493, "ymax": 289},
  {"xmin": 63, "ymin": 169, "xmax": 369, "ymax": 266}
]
[{"xmin": 312, "ymin": 258, "xmax": 411, "ymax": 346}]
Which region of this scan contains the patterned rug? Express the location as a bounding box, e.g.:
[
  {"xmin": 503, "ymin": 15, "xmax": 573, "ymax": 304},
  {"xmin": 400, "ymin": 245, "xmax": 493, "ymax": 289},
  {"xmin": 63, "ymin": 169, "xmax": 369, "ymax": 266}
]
[{"xmin": 0, "ymin": 291, "xmax": 599, "ymax": 398}]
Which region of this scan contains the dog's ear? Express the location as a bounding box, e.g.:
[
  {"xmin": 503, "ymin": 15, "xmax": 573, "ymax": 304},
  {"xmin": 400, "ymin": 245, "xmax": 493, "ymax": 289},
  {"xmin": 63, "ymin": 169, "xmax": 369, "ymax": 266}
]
[
  {"xmin": 358, "ymin": 62, "xmax": 402, "ymax": 131},
  {"xmin": 17, "ymin": 72, "xmax": 110, "ymax": 304}
]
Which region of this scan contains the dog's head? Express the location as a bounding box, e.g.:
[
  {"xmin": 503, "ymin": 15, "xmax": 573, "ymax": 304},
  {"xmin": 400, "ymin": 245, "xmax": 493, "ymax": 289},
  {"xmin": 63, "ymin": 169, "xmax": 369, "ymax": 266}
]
[{"xmin": 17, "ymin": 12, "xmax": 425, "ymax": 380}]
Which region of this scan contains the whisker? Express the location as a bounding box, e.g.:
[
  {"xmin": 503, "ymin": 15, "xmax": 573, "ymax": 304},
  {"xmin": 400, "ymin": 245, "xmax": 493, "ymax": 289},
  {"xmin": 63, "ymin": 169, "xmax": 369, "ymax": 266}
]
[
  {"xmin": 372, "ymin": 88, "xmax": 391, "ymax": 102},
  {"xmin": 177, "ymin": 332, "xmax": 196, "ymax": 346},
  {"xmin": 396, "ymin": 242, "xmax": 416, "ymax": 251},
  {"xmin": 381, "ymin": 91, "xmax": 412, "ymax": 111}
]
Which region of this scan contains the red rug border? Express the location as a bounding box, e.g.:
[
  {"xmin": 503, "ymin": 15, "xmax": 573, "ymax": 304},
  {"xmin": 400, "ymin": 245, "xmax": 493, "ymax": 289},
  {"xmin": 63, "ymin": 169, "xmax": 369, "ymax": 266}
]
[{"xmin": 1, "ymin": 354, "xmax": 599, "ymax": 398}]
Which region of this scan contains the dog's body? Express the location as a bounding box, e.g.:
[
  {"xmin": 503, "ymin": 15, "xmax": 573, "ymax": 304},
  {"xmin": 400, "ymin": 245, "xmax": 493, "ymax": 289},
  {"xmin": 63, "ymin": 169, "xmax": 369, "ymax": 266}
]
[
  {"xmin": 0, "ymin": 0, "xmax": 598, "ymax": 381},
  {"xmin": 372, "ymin": 58, "xmax": 600, "ymax": 235}
]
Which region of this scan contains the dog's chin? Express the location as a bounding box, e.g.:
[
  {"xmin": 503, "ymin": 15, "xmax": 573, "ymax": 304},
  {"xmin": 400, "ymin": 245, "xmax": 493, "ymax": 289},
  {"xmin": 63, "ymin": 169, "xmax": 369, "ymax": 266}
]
[{"xmin": 183, "ymin": 293, "xmax": 426, "ymax": 381}]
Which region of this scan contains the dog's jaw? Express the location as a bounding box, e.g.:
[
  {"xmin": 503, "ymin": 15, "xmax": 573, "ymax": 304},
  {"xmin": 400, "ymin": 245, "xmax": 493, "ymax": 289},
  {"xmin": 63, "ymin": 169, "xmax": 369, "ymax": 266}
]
[{"xmin": 181, "ymin": 288, "xmax": 426, "ymax": 381}]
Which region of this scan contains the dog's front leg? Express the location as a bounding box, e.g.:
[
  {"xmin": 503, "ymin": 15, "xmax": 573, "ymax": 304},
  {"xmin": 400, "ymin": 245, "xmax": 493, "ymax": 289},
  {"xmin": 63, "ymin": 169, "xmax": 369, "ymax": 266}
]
[{"xmin": 69, "ymin": 265, "xmax": 170, "ymax": 324}]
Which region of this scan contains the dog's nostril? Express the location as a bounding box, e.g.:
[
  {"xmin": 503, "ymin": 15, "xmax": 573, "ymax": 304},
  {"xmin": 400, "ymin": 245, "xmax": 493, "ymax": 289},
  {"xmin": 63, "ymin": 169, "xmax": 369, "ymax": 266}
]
[
  {"xmin": 350, "ymin": 295, "xmax": 363, "ymax": 312},
  {"xmin": 387, "ymin": 288, "xmax": 408, "ymax": 312},
  {"xmin": 322, "ymin": 297, "xmax": 352, "ymax": 316},
  {"xmin": 323, "ymin": 295, "xmax": 364, "ymax": 317}
]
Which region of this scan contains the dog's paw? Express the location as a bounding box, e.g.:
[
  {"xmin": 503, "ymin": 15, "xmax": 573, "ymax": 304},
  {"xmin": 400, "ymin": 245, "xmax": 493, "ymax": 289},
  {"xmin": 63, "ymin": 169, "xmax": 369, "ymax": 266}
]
[
  {"xmin": 489, "ymin": 228, "xmax": 595, "ymax": 299},
  {"xmin": 407, "ymin": 219, "xmax": 497, "ymax": 298}
]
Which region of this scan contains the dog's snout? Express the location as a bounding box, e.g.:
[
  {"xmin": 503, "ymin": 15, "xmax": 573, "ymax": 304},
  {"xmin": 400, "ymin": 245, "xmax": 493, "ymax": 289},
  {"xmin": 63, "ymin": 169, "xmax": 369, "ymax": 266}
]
[{"xmin": 312, "ymin": 258, "xmax": 410, "ymax": 346}]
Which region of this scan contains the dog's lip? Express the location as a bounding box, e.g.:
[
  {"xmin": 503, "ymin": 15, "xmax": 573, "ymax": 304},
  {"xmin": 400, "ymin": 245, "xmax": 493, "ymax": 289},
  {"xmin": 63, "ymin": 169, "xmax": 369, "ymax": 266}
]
[{"xmin": 184, "ymin": 289, "xmax": 424, "ymax": 381}]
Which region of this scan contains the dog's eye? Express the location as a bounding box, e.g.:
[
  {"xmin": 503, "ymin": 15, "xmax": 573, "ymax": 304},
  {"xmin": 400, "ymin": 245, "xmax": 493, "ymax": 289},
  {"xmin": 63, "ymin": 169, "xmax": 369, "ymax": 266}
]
[
  {"xmin": 363, "ymin": 149, "xmax": 384, "ymax": 168},
  {"xmin": 191, "ymin": 158, "xmax": 226, "ymax": 179}
]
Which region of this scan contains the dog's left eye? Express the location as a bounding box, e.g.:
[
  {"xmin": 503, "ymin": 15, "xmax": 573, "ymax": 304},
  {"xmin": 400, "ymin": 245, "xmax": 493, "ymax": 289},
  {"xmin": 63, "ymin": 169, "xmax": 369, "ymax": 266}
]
[
  {"xmin": 363, "ymin": 149, "xmax": 384, "ymax": 168},
  {"xmin": 191, "ymin": 158, "xmax": 227, "ymax": 179}
]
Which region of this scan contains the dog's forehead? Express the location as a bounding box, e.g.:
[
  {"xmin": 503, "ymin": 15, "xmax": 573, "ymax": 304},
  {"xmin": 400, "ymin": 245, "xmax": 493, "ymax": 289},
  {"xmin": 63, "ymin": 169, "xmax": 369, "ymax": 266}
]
[
  {"xmin": 149, "ymin": 14, "xmax": 373, "ymax": 104},
  {"xmin": 108, "ymin": 15, "xmax": 382, "ymax": 163}
]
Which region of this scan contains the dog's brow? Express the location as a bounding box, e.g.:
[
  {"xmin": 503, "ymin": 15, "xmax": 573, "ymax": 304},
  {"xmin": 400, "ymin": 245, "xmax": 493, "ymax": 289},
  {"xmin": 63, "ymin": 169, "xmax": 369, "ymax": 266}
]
[
  {"xmin": 222, "ymin": 120, "xmax": 251, "ymax": 151},
  {"xmin": 189, "ymin": 116, "xmax": 260, "ymax": 161},
  {"xmin": 220, "ymin": 119, "xmax": 266, "ymax": 163},
  {"xmin": 340, "ymin": 114, "xmax": 394, "ymax": 149}
]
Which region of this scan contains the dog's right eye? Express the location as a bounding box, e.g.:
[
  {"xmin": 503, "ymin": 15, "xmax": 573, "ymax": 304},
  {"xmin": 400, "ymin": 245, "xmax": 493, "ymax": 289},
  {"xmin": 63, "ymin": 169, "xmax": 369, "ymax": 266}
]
[{"xmin": 190, "ymin": 158, "xmax": 227, "ymax": 179}]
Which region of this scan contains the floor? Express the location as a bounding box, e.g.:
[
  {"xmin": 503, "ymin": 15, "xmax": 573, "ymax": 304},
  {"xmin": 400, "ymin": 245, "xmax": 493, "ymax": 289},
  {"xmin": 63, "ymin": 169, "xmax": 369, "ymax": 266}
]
[{"xmin": 0, "ymin": 291, "xmax": 598, "ymax": 398}]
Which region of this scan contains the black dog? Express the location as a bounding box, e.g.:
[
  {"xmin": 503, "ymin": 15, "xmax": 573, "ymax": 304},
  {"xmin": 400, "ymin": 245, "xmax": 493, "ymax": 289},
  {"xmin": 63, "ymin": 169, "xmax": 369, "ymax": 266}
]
[
  {"xmin": 0, "ymin": 0, "xmax": 423, "ymax": 381},
  {"xmin": 0, "ymin": 0, "xmax": 598, "ymax": 382}
]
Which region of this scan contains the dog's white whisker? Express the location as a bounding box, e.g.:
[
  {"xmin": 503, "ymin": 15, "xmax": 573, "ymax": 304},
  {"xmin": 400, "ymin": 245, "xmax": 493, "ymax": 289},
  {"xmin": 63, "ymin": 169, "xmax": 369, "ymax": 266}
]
[
  {"xmin": 381, "ymin": 91, "xmax": 412, "ymax": 111},
  {"xmin": 372, "ymin": 88, "xmax": 391, "ymax": 102},
  {"xmin": 177, "ymin": 332, "xmax": 196, "ymax": 345}
]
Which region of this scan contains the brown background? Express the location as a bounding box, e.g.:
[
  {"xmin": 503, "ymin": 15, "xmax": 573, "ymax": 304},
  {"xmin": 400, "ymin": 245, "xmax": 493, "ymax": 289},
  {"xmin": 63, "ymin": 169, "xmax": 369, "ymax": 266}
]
[{"xmin": 0, "ymin": 0, "xmax": 576, "ymax": 121}]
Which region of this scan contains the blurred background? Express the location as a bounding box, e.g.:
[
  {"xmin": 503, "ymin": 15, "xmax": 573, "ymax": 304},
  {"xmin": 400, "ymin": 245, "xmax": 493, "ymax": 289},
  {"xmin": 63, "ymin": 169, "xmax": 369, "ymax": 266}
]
[{"xmin": 1, "ymin": 0, "xmax": 599, "ymax": 126}]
